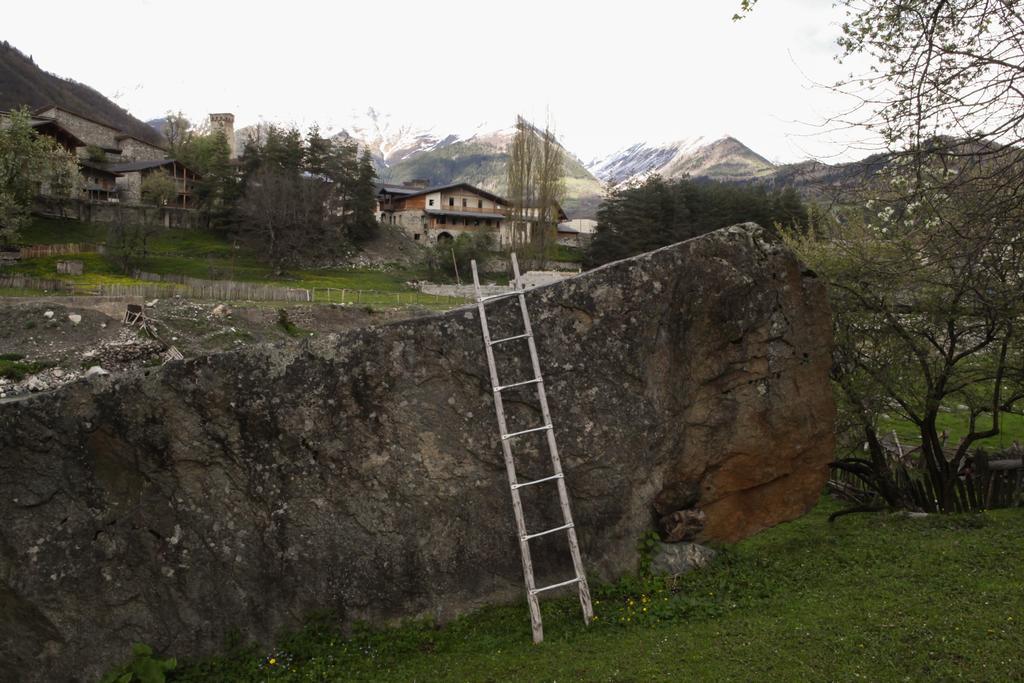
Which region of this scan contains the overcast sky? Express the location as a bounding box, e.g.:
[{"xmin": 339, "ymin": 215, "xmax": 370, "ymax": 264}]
[{"xmin": 4, "ymin": 0, "xmax": 876, "ymax": 164}]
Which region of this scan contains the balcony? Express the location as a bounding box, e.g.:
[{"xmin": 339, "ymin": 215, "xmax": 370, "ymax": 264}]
[{"xmin": 433, "ymin": 203, "xmax": 506, "ymax": 215}]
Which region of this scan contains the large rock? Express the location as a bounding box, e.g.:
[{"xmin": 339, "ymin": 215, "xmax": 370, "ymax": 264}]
[{"xmin": 0, "ymin": 224, "xmax": 835, "ymax": 681}]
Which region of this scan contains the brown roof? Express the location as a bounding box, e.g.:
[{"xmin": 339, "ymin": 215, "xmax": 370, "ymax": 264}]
[{"xmin": 378, "ymin": 182, "xmax": 508, "ymax": 205}]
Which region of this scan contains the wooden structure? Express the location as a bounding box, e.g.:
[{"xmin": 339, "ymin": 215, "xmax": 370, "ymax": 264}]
[
  {"xmin": 55, "ymin": 260, "xmax": 84, "ymax": 275},
  {"xmin": 470, "ymin": 252, "xmax": 593, "ymax": 643}
]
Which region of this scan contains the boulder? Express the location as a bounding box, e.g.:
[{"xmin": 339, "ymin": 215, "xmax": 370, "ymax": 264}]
[
  {"xmin": 660, "ymin": 508, "xmax": 707, "ymax": 542},
  {"xmin": 43, "ymin": 310, "xmax": 54, "ymax": 320},
  {"xmin": 0, "ymin": 224, "xmax": 835, "ymax": 681},
  {"xmin": 25, "ymin": 376, "xmax": 47, "ymax": 392},
  {"xmin": 650, "ymin": 542, "xmax": 717, "ymax": 576},
  {"xmin": 84, "ymin": 365, "xmax": 109, "ymax": 378},
  {"xmin": 67, "ymin": 313, "xmax": 81, "ymax": 325},
  {"xmin": 211, "ymin": 304, "xmax": 230, "ymax": 317}
]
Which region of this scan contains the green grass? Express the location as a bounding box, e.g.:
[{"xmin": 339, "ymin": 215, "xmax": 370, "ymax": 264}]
[
  {"xmin": 157, "ymin": 499, "xmax": 1024, "ymax": 681},
  {"xmin": 880, "ymin": 408, "xmax": 1024, "ymax": 451},
  {"xmin": 0, "ymin": 358, "xmax": 49, "ymax": 380},
  {"xmin": 5, "ymin": 217, "xmax": 449, "ymax": 301},
  {"xmin": 16, "ymin": 216, "xmax": 109, "ymax": 244}
]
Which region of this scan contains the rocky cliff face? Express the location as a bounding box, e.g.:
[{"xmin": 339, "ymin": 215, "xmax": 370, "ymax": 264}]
[{"xmin": 0, "ymin": 224, "xmax": 834, "ymax": 682}]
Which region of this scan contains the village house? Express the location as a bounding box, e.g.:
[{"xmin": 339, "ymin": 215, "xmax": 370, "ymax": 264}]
[
  {"xmin": 2, "ymin": 105, "xmax": 200, "ymax": 207},
  {"xmin": 376, "ymin": 180, "xmax": 567, "ymax": 248}
]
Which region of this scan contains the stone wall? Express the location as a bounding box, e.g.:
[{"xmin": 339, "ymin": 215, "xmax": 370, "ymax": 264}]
[
  {"xmin": 117, "ymin": 138, "xmax": 167, "ymax": 162},
  {"xmin": 34, "ymin": 197, "xmax": 206, "ymax": 230},
  {"xmin": 0, "ymin": 224, "xmax": 835, "ymax": 682},
  {"xmin": 39, "ymin": 107, "xmax": 119, "ymax": 149}
]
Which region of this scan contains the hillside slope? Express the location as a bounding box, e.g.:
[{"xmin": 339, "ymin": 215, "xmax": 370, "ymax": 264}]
[{"xmin": 0, "ymin": 41, "xmax": 164, "ymax": 146}]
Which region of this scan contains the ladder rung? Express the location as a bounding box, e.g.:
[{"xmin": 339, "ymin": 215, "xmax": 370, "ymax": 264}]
[
  {"xmin": 511, "ymin": 472, "xmax": 564, "ymax": 490},
  {"xmin": 522, "ymin": 522, "xmax": 574, "ymax": 541},
  {"xmin": 530, "ymin": 576, "xmax": 582, "ymax": 595},
  {"xmin": 494, "ymin": 378, "xmax": 542, "ymax": 392},
  {"xmin": 477, "ymin": 290, "xmax": 523, "ymax": 303},
  {"xmin": 502, "ymin": 424, "xmax": 553, "ymax": 440},
  {"xmin": 488, "ymin": 332, "xmax": 531, "ymax": 346}
]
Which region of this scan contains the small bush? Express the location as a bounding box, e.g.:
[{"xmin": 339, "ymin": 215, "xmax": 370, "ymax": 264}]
[{"xmin": 99, "ymin": 643, "xmax": 176, "ymax": 683}]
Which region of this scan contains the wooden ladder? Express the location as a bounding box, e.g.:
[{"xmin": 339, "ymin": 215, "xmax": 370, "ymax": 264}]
[{"xmin": 470, "ymin": 252, "xmax": 593, "ymax": 643}]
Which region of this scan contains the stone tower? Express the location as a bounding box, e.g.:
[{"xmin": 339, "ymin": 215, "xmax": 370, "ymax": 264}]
[{"xmin": 208, "ymin": 112, "xmax": 237, "ymax": 159}]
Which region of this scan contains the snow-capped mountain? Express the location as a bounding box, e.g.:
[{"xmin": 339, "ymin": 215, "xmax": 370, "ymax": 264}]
[
  {"xmin": 588, "ymin": 137, "xmax": 708, "ymax": 186},
  {"xmin": 588, "ymin": 136, "xmax": 776, "ymax": 187},
  {"xmin": 332, "ymin": 107, "xmax": 453, "ymax": 167}
]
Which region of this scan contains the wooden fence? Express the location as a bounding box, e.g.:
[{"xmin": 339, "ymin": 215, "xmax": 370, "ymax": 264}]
[
  {"xmin": 828, "ymin": 433, "xmax": 1024, "ymax": 511},
  {"xmin": 0, "ymin": 274, "xmax": 466, "ymax": 308},
  {"xmin": 15, "ymin": 243, "xmax": 104, "ymax": 259}
]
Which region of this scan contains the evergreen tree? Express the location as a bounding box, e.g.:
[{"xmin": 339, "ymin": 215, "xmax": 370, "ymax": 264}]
[
  {"xmin": 585, "ymin": 176, "xmax": 808, "ymax": 267},
  {"xmin": 348, "ymin": 148, "xmax": 378, "ymax": 242}
]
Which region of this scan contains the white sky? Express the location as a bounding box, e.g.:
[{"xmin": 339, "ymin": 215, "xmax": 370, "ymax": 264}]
[{"xmin": 3, "ymin": 0, "xmax": 877, "ymax": 164}]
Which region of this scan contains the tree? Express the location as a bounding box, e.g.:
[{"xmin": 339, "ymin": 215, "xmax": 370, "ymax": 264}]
[
  {"xmin": 741, "ymin": 0, "xmax": 1024, "ymax": 513},
  {"xmin": 237, "ymin": 167, "xmax": 331, "ymax": 275},
  {"xmin": 506, "ymin": 116, "xmax": 565, "ymax": 267},
  {"xmin": 348, "ymin": 148, "xmax": 379, "ymax": 242},
  {"xmin": 107, "ymin": 215, "xmax": 159, "ymax": 275},
  {"xmin": 585, "ymin": 176, "xmax": 808, "ymax": 267},
  {"xmin": 786, "ymin": 160, "xmax": 1024, "ymax": 512},
  {"xmin": 141, "ymin": 170, "xmax": 177, "ymax": 206},
  {"xmin": 175, "ymin": 129, "xmax": 236, "ymax": 225},
  {"xmin": 0, "ymin": 107, "xmax": 79, "ymax": 244},
  {"xmin": 424, "ymin": 231, "xmax": 493, "ymax": 280},
  {"xmin": 163, "ymin": 111, "xmax": 194, "ymax": 156}
]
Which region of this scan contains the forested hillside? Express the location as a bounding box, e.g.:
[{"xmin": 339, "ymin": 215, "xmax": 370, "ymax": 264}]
[{"xmin": 0, "ymin": 42, "xmax": 164, "ymax": 146}]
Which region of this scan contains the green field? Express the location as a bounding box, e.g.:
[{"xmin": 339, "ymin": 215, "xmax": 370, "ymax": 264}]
[
  {"xmin": 6, "ymin": 217, "xmax": 443, "ymax": 299},
  {"xmin": 880, "ymin": 408, "xmax": 1024, "ymax": 452},
  {"xmin": 148, "ymin": 499, "xmax": 1024, "ymax": 682}
]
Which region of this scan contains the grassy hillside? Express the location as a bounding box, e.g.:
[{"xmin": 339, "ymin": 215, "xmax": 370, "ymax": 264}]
[
  {"xmin": 135, "ymin": 498, "xmax": 1024, "ymax": 681},
  {"xmin": 4, "ymin": 217, "xmax": 435, "ymax": 296},
  {"xmin": 0, "ymin": 41, "xmax": 165, "ymax": 146}
]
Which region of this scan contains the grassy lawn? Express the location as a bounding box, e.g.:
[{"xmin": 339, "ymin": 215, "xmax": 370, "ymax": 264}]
[
  {"xmin": 159, "ymin": 499, "xmax": 1024, "ymax": 682},
  {"xmin": 880, "ymin": 409, "xmax": 1024, "ymax": 451},
  {"xmin": 5, "ymin": 217, "xmax": 448, "ymax": 298}
]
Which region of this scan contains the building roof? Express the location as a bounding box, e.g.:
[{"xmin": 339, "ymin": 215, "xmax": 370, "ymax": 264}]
[
  {"xmin": 78, "ymin": 160, "xmax": 123, "ymax": 177},
  {"xmin": 376, "ymin": 183, "xmax": 422, "ymax": 196},
  {"xmin": 32, "ymin": 104, "xmax": 168, "ymax": 150},
  {"xmin": 114, "ymin": 133, "xmax": 169, "ymax": 150},
  {"xmin": 105, "ymin": 158, "xmax": 199, "ymax": 178},
  {"xmin": 27, "ymin": 118, "xmax": 87, "ymax": 148},
  {"xmin": 557, "ymin": 223, "xmax": 580, "ymax": 234},
  {"xmin": 33, "ymin": 104, "xmax": 122, "ymax": 133},
  {"xmin": 378, "ymin": 182, "xmax": 508, "ymax": 205}
]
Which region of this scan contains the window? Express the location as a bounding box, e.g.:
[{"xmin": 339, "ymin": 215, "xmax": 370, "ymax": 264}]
[
  {"xmin": 429, "ymin": 199, "xmax": 434, "ymax": 206},
  {"xmin": 478, "ymin": 199, "xmax": 483, "ymax": 208},
  {"xmin": 448, "ymin": 197, "xmax": 454, "ymax": 206},
  {"xmin": 414, "ymin": 233, "xmax": 420, "ymax": 240},
  {"xmin": 474, "ymin": 219, "xmax": 480, "ymax": 226},
  {"xmin": 462, "ymin": 198, "xmax": 467, "ymax": 207}
]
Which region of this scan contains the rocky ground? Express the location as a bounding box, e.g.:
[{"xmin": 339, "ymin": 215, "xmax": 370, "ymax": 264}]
[{"xmin": 0, "ymin": 297, "xmax": 429, "ymax": 400}]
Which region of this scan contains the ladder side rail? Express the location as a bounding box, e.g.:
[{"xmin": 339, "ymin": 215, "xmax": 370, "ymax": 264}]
[
  {"xmin": 471, "ymin": 259, "xmax": 544, "ymax": 643},
  {"xmin": 510, "ymin": 253, "xmax": 595, "ymax": 624}
]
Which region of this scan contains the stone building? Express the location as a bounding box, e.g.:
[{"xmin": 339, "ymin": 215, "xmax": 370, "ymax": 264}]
[
  {"xmin": 33, "ymin": 106, "xmax": 167, "ymax": 162},
  {"xmin": 376, "ymin": 181, "xmax": 566, "ymax": 247},
  {"xmin": 9, "ymin": 105, "xmax": 199, "ymax": 206}
]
